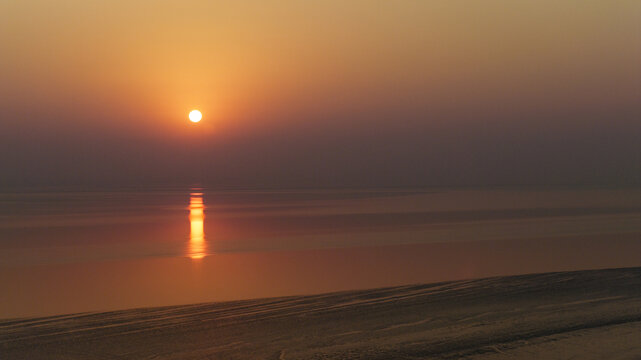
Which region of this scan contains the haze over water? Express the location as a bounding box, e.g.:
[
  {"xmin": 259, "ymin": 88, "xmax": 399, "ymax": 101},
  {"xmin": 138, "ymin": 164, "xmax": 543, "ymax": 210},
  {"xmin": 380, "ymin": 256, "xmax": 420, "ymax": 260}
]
[
  {"xmin": 1, "ymin": 1, "xmax": 639, "ymax": 189},
  {"xmin": 0, "ymin": 0, "xmax": 639, "ymax": 324},
  {"xmin": 0, "ymin": 186, "xmax": 638, "ymax": 318}
]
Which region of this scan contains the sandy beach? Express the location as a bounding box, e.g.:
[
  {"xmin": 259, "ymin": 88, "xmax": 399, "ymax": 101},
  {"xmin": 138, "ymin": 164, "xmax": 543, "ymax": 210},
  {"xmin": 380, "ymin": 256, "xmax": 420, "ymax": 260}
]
[{"xmin": 2, "ymin": 266, "xmax": 639, "ymax": 359}]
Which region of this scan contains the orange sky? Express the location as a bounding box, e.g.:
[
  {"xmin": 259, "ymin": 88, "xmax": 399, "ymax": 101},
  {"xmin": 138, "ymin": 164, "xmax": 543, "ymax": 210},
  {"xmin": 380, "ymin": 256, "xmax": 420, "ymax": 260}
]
[{"xmin": 0, "ymin": 0, "xmax": 639, "ymax": 187}]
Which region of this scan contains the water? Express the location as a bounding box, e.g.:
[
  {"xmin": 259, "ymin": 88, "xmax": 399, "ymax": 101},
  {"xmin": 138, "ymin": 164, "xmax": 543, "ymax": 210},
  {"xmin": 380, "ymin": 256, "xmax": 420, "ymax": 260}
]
[{"xmin": 0, "ymin": 187, "xmax": 639, "ymax": 318}]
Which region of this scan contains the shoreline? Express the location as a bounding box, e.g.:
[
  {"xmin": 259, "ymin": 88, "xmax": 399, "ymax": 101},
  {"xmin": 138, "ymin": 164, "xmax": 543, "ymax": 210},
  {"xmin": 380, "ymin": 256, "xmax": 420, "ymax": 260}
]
[
  {"xmin": 2, "ymin": 266, "xmax": 640, "ymax": 359},
  {"xmin": 2, "ymin": 265, "xmax": 638, "ymax": 321}
]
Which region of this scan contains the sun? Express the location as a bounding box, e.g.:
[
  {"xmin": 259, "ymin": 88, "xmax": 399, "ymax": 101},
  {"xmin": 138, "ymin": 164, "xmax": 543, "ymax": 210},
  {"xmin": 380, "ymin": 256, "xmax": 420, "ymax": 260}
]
[{"xmin": 189, "ymin": 110, "xmax": 202, "ymax": 123}]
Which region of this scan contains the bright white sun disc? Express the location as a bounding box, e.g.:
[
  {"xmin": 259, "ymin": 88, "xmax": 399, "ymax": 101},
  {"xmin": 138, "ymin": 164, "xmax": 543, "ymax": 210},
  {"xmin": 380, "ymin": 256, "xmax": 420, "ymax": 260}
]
[{"xmin": 189, "ymin": 110, "xmax": 202, "ymax": 123}]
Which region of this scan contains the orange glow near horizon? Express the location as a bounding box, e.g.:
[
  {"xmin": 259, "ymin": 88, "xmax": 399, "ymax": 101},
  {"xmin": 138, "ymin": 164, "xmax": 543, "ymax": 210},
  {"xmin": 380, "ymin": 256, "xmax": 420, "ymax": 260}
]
[
  {"xmin": 2, "ymin": 1, "xmax": 637, "ymax": 141},
  {"xmin": 188, "ymin": 192, "xmax": 206, "ymax": 260}
]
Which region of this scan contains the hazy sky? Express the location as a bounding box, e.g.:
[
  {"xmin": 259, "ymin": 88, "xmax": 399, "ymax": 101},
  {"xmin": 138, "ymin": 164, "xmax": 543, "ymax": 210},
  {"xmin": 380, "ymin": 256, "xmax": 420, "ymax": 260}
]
[{"xmin": 1, "ymin": 0, "xmax": 639, "ymax": 188}]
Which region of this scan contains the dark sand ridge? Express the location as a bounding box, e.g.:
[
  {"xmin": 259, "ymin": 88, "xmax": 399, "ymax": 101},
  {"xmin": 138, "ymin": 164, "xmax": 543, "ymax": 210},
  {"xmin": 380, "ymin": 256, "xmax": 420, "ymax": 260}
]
[{"xmin": 1, "ymin": 267, "xmax": 640, "ymax": 359}]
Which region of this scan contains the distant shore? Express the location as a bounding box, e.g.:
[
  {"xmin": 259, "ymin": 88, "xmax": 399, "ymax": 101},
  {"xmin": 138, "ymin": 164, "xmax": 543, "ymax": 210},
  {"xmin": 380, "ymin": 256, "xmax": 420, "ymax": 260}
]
[{"xmin": 2, "ymin": 267, "xmax": 640, "ymax": 359}]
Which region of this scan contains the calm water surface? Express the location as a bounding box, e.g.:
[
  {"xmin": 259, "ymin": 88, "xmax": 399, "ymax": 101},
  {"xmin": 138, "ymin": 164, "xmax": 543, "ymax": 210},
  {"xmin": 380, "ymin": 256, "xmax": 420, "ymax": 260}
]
[{"xmin": 0, "ymin": 187, "xmax": 639, "ymax": 317}]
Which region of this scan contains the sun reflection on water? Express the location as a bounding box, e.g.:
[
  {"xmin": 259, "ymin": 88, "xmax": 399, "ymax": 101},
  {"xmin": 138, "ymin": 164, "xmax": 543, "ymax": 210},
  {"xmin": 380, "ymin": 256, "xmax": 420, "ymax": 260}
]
[{"xmin": 188, "ymin": 192, "xmax": 206, "ymax": 260}]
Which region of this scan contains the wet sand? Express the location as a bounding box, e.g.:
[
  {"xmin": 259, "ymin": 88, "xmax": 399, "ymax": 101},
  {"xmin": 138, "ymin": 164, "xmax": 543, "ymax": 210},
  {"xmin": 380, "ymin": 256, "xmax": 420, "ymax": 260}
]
[{"xmin": 1, "ymin": 267, "xmax": 640, "ymax": 359}]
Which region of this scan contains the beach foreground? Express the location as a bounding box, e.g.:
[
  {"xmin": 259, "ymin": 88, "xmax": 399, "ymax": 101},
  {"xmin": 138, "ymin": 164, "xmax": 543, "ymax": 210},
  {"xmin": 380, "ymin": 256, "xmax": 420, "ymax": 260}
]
[{"xmin": 1, "ymin": 267, "xmax": 640, "ymax": 359}]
